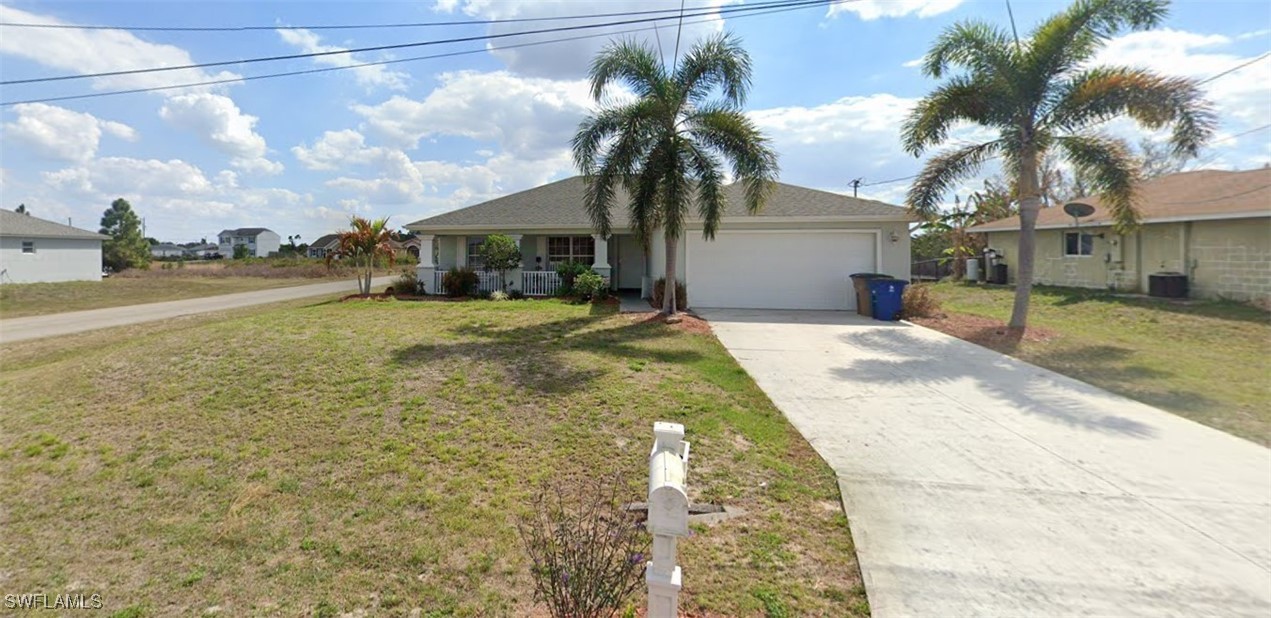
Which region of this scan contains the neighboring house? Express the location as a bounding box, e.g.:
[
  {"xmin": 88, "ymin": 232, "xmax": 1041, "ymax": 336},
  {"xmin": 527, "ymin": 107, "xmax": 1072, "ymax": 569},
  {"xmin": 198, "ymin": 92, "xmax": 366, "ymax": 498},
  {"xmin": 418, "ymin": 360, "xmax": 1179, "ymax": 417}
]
[
  {"xmin": 405, "ymin": 176, "xmax": 913, "ymax": 310},
  {"xmin": 306, "ymin": 234, "xmax": 340, "ymax": 259},
  {"xmin": 967, "ymin": 168, "xmax": 1271, "ymax": 304},
  {"xmin": 392, "ymin": 236, "xmax": 422, "ymax": 258},
  {"xmin": 186, "ymin": 243, "xmax": 220, "ymax": 258},
  {"xmin": 217, "ymin": 227, "xmax": 281, "ymax": 258},
  {"xmin": 150, "ymin": 242, "xmax": 186, "ymax": 258},
  {"xmin": 0, "ymin": 210, "xmax": 109, "ymax": 284}
]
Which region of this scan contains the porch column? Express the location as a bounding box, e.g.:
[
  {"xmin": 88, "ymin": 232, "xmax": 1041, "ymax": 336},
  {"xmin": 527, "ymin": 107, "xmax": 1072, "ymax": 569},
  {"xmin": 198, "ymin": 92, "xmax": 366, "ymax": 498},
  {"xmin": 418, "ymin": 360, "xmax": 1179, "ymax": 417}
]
[
  {"xmin": 415, "ymin": 234, "xmax": 436, "ymax": 294},
  {"xmin": 455, "ymin": 236, "xmax": 467, "ymax": 268},
  {"xmin": 508, "ymin": 234, "xmax": 524, "ymax": 293},
  {"xmin": 592, "ymin": 233, "xmax": 611, "ymax": 282}
]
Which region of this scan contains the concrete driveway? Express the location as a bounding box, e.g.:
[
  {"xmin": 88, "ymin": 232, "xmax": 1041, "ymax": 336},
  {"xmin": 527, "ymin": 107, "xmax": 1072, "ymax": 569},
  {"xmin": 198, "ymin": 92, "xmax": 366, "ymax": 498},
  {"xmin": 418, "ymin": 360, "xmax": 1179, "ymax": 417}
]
[
  {"xmin": 700, "ymin": 308, "xmax": 1271, "ymax": 617},
  {"xmin": 0, "ymin": 277, "xmax": 394, "ymax": 344}
]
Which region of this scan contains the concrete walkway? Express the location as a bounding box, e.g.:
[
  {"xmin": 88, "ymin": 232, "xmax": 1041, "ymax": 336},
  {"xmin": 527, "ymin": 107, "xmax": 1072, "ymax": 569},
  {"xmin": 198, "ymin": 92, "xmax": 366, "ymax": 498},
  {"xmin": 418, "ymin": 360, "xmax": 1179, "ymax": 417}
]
[
  {"xmin": 699, "ymin": 308, "xmax": 1271, "ymax": 617},
  {"xmin": 0, "ymin": 277, "xmax": 394, "ymax": 343}
]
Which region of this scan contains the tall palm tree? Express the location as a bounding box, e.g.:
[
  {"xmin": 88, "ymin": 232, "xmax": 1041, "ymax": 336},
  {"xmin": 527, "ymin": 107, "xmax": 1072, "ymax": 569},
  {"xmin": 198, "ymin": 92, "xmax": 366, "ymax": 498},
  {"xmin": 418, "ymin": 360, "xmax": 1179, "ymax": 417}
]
[
  {"xmin": 572, "ymin": 33, "xmax": 779, "ymax": 315},
  {"xmin": 903, "ymin": 0, "xmax": 1214, "ymax": 329},
  {"xmin": 330, "ymin": 216, "xmax": 395, "ymax": 295}
]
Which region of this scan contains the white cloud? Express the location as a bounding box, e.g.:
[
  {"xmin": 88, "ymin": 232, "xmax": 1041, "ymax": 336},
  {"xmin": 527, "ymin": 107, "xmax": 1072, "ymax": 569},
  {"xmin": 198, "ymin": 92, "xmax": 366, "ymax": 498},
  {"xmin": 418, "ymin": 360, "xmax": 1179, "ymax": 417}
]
[
  {"xmin": 160, "ymin": 93, "xmax": 283, "ymax": 175},
  {"xmin": 0, "ymin": 5, "xmax": 240, "ymax": 91},
  {"xmin": 438, "ymin": 1, "xmax": 727, "ymax": 79},
  {"xmin": 292, "ymin": 129, "xmax": 378, "ymax": 171},
  {"xmin": 827, "ymin": 0, "xmax": 963, "ymax": 21},
  {"xmin": 44, "ymin": 157, "xmax": 215, "ymax": 197},
  {"xmin": 276, "ymin": 29, "xmax": 408, "ymax": 90},
  {"xmin": 2, "ymin": 103, "xmax": 137, "ymax": 162}
]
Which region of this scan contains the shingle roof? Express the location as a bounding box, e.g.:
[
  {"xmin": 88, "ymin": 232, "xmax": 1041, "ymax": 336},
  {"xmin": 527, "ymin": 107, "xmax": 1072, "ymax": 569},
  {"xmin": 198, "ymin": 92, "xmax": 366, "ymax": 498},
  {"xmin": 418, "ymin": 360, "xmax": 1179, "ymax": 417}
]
[
  {"xmin": 968, "ymin": 168, "xmax": 1271, "ymax": 232},
  {"xmin": 0, "ymin": 210, "xmax": 109, "ymax": 240},
  {"xmin": 218, "ymin": 227, "xmax": 274, "ymax": 237},
  {"xmin": 407, "ymin": 176, "xmax": 909, "ymax": 230},
  {"xmin": 309, "ymin": 234, "xmax": 340, "ymax": 249}
]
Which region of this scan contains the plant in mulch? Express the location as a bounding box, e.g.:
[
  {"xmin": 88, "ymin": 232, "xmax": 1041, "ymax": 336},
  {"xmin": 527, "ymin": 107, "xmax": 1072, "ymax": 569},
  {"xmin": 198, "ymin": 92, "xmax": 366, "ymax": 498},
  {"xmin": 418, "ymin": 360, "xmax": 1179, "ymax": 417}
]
[
  {"xmin": 901, "ymin": 284, "xmax": 943, "ymax": 319},
  {"xmin": 517, "ymin": 475, "xmax": 649, "ymax": 618},
  {"xmin": 442, "ymin": 266, "xmax": 479, "ymax": 297}
]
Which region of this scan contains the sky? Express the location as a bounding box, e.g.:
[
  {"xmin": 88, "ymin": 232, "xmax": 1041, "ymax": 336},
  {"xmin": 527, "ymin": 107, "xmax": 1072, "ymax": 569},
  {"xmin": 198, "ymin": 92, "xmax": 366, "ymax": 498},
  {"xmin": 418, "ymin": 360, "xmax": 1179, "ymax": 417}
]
[{"xmin": 0, "ymin": 0, "xmax": 1268, "ymax": 243}]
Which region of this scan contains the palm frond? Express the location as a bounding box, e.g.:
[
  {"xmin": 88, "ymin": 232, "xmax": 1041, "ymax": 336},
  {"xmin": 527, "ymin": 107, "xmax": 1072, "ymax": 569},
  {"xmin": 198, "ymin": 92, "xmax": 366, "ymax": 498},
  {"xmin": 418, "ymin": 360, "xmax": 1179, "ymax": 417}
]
[
  {"xmin": 906, "ymin": 141, "xmax": 1002, "ymax": 220},
  {"xmin": 902, "ymin": 75, "xmax": 1011, "ymax": 156},
  {"xmin": 628, "ymin": 155, "xmax": 666, "ymax": 251},
  {"xmin": 922, "ymin": 21, "xmax": 1019, "ymax": 80},
  {"xmin": 1046, "ymin": 66, "xmax": 1216, "ymax": 157},
  {"xmin": 1023, "ymin": 0, "xmax": 1168, "ymax": 101},
  {"xmin": 674, "ymin": 32, "xmax": 753, "ymax": 107},
  {"xmin": 682, "ymin": 140, "xmax": 727, "ymax": 239},
  {"xmin": 659, "ymin": 139, "xmax": 693, "ymax": 241},
  {"xmin": 1058, "ymin": 133, "xmax": 1142, "ymax": 232},
  {"xmin": 588, "ymin": 38, "xmax": 666, "ymax": 101},
  {"xmin": 684, "ymin": 105, "xmax": 778, "ymax": 214}
]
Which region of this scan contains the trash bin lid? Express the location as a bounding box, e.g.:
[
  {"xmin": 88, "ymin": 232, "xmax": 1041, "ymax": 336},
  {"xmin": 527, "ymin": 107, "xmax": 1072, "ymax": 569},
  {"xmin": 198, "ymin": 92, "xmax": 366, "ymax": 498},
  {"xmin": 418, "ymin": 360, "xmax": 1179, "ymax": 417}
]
[{"xmin": 850, "ymin": 273, "xmax": 891, "ymax": 279}]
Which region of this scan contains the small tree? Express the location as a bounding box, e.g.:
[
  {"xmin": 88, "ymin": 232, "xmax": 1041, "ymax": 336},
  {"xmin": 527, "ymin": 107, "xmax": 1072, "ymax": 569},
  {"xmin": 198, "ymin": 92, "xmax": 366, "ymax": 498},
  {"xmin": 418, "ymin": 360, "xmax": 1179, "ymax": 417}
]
[
  {"xmin": 15, "ymin": 204, "xmax": 28, "ymax": 215},
  {"xmin": 330, "ymin": 216, "xmax": 395, "ymax": 295},
  {"xmin": 478, "ymin": 234, "xmax": 522, "ymax": 292},
  {"xmin": 99, "ymin": 198, "xmax": 150, "ymax": 272},
  {"xmin": 232, "ymin": 244, "xmax": 251, "ymax": 260}
]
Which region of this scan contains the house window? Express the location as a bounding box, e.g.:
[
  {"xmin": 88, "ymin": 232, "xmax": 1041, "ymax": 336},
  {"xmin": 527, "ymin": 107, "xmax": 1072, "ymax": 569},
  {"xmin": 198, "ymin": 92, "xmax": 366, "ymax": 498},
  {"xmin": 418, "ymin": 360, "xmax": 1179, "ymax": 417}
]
[
  {"xmin": 547, "ymin": 236, "xmax": 595, "ymax": 266},
  {"xmin": 467, "ymin": 239, "xmax": 485, "ymax": 268},
  {"xmin": 21, "ymin": 241, "xmax": 35, "ymax": 254},
  {"xmin": 1064, "ymin": 232, "xmax": 1094, "ymax": 257}
]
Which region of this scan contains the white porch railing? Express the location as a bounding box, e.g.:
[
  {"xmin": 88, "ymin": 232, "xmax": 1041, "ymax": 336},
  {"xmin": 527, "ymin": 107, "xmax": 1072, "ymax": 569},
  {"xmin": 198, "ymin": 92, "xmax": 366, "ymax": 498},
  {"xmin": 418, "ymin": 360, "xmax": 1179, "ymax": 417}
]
[
  {"xmin": 432, "ymin": 269, "xmax": 506, "ymax": 295},
  {"xmin": 433, "ymin": 270, "xmax": 446, "ymax": 295},
  {"xmin": 522, "ymin": 270, "xmax": 560, "ymax": 296}
]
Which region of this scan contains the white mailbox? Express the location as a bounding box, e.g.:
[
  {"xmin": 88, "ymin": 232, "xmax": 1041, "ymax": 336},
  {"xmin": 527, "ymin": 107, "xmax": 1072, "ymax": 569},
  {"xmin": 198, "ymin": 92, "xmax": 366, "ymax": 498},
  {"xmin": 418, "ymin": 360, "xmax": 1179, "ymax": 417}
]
[{"xmin": 647, "ymin": 421, "xmax": 690, "ymax": 618}]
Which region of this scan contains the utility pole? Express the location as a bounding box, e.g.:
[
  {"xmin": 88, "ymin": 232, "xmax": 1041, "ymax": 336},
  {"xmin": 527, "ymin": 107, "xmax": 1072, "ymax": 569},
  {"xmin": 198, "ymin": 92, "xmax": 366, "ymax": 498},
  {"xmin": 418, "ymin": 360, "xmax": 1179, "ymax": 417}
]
[{"xmin": 849, "ymin": 178, "xmax": 863, "ymax": 198}]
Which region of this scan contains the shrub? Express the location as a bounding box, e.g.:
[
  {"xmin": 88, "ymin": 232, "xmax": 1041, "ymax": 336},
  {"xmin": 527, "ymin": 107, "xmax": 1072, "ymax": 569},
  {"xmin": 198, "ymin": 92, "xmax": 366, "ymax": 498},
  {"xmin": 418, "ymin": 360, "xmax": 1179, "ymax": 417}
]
[
  {"xmin": 901, "ymin": 283, "xmax": 942, "ymax": 319},
  {"xmin": 489, "ymin": 290, "xmax": 509, "ymax": 301},
  {"xmin": 508, "ymin": 289, "xmax": 527, "ymax": 300},
  {"xmin": 573, "ymin": 271, "xmax": 609, "ymax": 302},
  {"xmin": 442, "ymin": 266, "xmax": 479, "ymax": 297},
  {"xmin": 555, "ymin": 261, "xmax": 590, "ymax": 295},
  {"xmin": 479, "ymin": 234, "xmax": 523, "ymax": 292},
  {"xmin": 651, "ymin": 278, "xmax": 687, "ymax": 312},
  {"xmin": 517, "ymin": 475, "xmax": 649, "ymax": 618},
  {"xmin": 392, "ymin": 270, "xmax": 425, "ymax": 296}
]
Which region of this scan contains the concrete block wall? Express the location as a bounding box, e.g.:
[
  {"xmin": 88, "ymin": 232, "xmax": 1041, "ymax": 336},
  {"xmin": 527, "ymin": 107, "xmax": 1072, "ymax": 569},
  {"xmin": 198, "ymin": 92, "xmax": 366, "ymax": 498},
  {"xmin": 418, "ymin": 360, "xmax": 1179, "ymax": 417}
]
[{"xmin": 1188, "ymin": 219, "xmax": 1271, "ymax": 304}]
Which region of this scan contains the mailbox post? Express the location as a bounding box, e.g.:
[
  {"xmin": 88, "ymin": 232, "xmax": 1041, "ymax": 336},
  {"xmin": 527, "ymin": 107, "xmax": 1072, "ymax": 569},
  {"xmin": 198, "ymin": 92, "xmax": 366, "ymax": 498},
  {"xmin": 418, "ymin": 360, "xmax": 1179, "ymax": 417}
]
[{"xmin": 647, "ymin": 422, "xmax": 690, "ymax": 618}]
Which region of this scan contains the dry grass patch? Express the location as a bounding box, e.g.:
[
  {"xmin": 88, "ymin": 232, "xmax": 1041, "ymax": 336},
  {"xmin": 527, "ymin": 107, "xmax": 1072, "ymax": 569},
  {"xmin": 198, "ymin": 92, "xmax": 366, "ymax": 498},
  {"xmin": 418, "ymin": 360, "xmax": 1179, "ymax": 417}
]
[{"xmin": 1, "ymin": 298, "xmax": 867, "ymax": 616}]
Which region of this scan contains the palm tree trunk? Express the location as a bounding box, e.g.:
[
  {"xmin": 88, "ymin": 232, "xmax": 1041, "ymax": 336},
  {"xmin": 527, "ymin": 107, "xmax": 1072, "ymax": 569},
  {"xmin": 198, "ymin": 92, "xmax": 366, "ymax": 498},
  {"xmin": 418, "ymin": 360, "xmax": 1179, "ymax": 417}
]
[
  {"xmin": 663, "ymin": 232, "xmax": 678, "ymax": 316},
  {"xmin": 1010, "ymin": 148, "xmax": 1043, "ymax": 330}
]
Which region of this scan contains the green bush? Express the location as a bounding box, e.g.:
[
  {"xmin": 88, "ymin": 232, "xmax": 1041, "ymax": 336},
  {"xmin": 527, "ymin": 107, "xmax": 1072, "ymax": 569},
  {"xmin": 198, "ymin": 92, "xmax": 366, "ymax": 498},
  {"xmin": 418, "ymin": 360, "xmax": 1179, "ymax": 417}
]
[
  {"xmin": 442, "ymin": 267, "xmax": 479, "ymax": 297},
  {"xmin": 508, "ymin": 289, "xmax": 527, "ymax": 300},
  {"xmin": 573, "ymin": 271, "xmax": 609, "ymax": 302},
  {"xmin": 392, "ymin": 270, "xmax": 425, "ymax": 296},
  {"xmin": 652, "ymin": 278, "xmax": 687, "ymax": 311},
  {"xmin": 554, "ymin": 261, "xmax": 590, "ymax": 295}
]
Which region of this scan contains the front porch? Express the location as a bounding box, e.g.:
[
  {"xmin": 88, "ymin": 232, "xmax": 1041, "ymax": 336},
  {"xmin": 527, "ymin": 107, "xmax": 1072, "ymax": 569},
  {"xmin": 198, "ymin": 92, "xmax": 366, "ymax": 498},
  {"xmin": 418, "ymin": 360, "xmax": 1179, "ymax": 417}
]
[{"xmin": 413, "ymin": 232, "xmax": 650, "ymax": 297}]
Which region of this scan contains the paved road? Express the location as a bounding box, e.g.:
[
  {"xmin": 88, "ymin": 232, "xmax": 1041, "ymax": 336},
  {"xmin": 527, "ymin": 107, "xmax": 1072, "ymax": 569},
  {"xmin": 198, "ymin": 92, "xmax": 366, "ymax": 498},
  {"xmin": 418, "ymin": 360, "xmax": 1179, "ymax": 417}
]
[
  {"xmin": 0, "ymin": 277, "xmax": 395, "ymax": 344},
  {"xmin": 700, "ymin": 308, "xmax": 1271, "ymax": 617}
]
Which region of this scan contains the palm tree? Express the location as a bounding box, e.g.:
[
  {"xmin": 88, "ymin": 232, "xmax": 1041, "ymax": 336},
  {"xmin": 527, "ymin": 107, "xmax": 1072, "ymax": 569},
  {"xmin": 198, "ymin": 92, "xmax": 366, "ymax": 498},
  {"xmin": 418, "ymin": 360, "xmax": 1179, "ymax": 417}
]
[
  {"xmin": 330, "ymin": 216, "xmax": 395, "ymax": 295},
  {"xmin": 572, "ymin": 33, "xmax": 779, "ymax": 315},
  {"xmin": 903, "ymin": 0, "xmax": 1214, "ymax": 329}
]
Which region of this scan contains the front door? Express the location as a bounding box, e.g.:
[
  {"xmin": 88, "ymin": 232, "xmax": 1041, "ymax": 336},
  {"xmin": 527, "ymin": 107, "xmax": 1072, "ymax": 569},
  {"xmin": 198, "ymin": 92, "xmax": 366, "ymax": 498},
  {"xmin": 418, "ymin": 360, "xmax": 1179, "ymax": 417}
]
[{"xmin": 616, "ymin": 235, "xmax": 645, "ymax": 290}]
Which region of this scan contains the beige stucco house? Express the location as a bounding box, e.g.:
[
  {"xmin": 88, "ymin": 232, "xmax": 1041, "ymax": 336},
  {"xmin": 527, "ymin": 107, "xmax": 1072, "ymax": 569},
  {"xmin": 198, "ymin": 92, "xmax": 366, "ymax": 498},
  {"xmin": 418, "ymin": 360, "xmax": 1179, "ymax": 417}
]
[
  {"xmin": 405, "ymin": 176, "xmax": 914, "ymax": 310},
  {"xmin": 967, "ymin": 168, "xmax": 1271, "ymax": 305}
]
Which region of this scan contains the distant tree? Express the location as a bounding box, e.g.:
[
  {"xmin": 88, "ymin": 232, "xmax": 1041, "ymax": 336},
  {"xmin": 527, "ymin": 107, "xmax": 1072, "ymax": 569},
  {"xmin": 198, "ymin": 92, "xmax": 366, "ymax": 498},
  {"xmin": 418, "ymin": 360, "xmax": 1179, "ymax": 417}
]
[
  {"xmin": 15, "ymin": 203, "xmax": 29, "ymax": 215},
  {"xmin": 1137, "ymin": 138, "xmax": 1194, "ymax": 178},
  {"xmin": 478, "ymin": 234, "xmax": 523, "ymax": 292},
  {"xmin": 99, "ymin": 198, "xmax": 150, "ymax": 272},
  {"xmin": 146, "ymin": 237, "xmax": 160, "ymax": 245},
  {"xmin": 330, "ymin": 216, "xmax": 395, "ymax": 295},
  {"xmin": 233, "ymin": 244, "xmax": 251, "ymax": 260}
]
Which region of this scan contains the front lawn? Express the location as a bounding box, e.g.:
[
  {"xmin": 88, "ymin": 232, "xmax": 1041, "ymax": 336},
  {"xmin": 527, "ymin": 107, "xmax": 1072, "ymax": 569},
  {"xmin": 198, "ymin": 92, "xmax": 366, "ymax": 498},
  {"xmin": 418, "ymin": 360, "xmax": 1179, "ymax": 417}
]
[
  {"xmin": 918, "ymin": 283, "xmax": 1270, "ymax": 445},
  {"xmin": 0, "ymin": 276, "xmax": 340, "ymax": 318},
  {"xmin": 0, "ymin": 299, "xmax": 867, "ymax": 616}
]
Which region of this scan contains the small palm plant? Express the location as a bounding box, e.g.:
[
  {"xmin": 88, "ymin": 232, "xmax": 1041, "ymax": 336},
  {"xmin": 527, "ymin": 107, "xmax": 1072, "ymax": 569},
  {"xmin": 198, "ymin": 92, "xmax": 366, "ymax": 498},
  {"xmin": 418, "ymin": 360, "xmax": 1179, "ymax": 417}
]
[
  {"xmin": 329, "ymin": 216, "xmax": 395, "ymax": 295},
  {"xmin": 903, "ymin": 0, "xmax": 1214, "ymax": 329},
  {"xmin": 573, "ymin": 33, "xmax": 779, "ymax": 316}
]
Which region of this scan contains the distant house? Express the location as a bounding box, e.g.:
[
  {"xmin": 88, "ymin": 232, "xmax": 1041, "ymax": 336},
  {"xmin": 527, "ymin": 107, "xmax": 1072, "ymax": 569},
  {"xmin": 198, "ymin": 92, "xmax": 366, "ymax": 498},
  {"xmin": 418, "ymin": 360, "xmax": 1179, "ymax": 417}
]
[
  {"xmin": 392, "ymin": 236, "xmax": 422, "ymax": 258},
  {"xmin": 186, "ymin": 243, "xmax": 220, "ymax": 258},
  {"xmin": 150, "ymin": 242, "xmax": 186, "ymax": 258},
  {"xmin": 306, "ymin": 233, "xmax": 340, "ymax": 259},
  {"xmin": 217, "ymin": 227, "xmax": 281, "ymax": 258},
  {"xmin": 0, "ymin": 210, "xmax": 109, "ymax": 284},
  {"xmin": 967, "ymin": 168, "xmax": 1271, "ymax": 304}
]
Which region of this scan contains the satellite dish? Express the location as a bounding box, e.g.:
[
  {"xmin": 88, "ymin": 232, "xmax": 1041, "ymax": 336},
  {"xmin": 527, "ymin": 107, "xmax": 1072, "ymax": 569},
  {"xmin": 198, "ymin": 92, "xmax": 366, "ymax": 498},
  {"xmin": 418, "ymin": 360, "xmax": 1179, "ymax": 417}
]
[{"xmin": 1063, "ymin": 202, "xmax": 1095, "ymax": 219}]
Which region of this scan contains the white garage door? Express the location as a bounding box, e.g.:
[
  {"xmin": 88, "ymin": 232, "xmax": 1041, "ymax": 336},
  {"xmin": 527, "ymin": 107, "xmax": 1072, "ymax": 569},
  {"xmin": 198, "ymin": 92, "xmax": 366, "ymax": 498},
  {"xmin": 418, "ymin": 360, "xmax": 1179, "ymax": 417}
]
[{"xmin": 687, "ymin": 230, "xmax": 877, "ymax": 310}]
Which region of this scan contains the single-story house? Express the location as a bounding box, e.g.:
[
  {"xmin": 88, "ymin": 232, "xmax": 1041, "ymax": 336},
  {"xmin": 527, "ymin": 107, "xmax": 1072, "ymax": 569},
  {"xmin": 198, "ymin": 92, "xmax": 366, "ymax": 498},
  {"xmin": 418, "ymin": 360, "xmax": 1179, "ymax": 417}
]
[
  {"xmin": 306, "ymin": 234, "xmax": 340, "ymax": 259},
  {"xmin": 0, "ymin": 209, "xmax": 109, "ymax": 284},
  {"xmin": 967, "ymin": 168, "xmax": 1271, "ymax": 304},
  {"xmin": 186, "ymin": 243, "xmax": 220, "ymax": 258},
  {"xmin": 405, "ymin": 176, "xmax": 913, "ymax": 310},
  {"xmin": 392, "ymin": 236, "xmax": 422, "ymax": 258},
  {"xmin": 150, "ymin": 242, "xmax": 186, "ymax": 258},
  {"xmin": 218, "ymin": 227, "xmax": 281, "ymax": 258}
]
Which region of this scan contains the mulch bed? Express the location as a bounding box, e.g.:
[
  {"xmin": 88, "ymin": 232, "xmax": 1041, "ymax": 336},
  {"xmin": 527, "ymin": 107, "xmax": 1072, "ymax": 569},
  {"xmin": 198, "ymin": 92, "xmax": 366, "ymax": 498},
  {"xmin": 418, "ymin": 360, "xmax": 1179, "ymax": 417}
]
[
  {"xmin": 629, "ymin": 311, "xmax": 713, "ymax": 334},
  {"xmin": 910, "ymin": 312, "xmax": 1058, "ymax": 353}
]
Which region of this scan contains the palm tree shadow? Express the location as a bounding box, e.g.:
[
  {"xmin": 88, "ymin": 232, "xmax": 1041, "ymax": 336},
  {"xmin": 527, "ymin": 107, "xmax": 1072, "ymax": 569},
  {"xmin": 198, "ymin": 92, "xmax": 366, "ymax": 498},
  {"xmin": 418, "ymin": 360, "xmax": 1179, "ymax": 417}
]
[
  {"xmin": 390, "ymin": 313, "xmax": 701, "ymax": 393},
  {"xmin": 831, "ymin": 329, "xmax": 1159, "ymax": 438}
]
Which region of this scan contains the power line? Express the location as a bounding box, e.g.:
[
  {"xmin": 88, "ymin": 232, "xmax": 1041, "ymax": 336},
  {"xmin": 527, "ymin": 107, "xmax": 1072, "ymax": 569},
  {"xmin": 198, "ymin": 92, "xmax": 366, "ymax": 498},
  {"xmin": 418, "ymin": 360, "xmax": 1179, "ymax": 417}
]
[
  {"xmin": 0, "ymin": 0, "xmax": 842, "ymax": 86},
  {"xmin": 0, "ymin": 2, "xmax": 836, "ymax": 106},
  {"xmin": 1197, "ymin": 51, "xmax": 1270, "ymax": 84},
  {"xmin": 0, "ymin": 0, "xmax": 810, "ymax": 32}
]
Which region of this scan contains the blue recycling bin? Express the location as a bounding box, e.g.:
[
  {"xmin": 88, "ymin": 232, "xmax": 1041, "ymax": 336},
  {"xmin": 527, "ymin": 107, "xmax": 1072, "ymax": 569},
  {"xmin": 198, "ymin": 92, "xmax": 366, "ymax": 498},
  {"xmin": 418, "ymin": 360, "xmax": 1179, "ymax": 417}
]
[{"xmin": 867, "ymin": 278, "xmax": 909, "ymax": 321}]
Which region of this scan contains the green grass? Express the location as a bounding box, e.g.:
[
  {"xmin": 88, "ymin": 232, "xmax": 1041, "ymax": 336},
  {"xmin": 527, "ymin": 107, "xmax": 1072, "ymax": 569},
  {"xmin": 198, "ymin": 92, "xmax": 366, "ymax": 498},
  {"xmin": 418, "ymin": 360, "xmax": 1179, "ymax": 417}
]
[
  {"xmin": 0, "ymin": 276, "xmax": 341, "ymax": 318},
  {"xmin": 0, "ymin": 298, "xmax": 867, "ymax": 616},
  {"xmin": 925, "ymin": 282, "xmax": 1271, "ymax": 445}
]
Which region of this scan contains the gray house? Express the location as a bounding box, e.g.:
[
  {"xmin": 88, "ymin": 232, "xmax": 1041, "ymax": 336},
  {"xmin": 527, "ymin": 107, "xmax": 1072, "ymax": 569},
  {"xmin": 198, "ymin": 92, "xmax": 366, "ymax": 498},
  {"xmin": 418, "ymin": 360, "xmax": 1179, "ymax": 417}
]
[
  {"xmin": 0, "ymin": 210, "xmax": 109, "ymax": 284},
  {"xmin": 405, "ymin": 177, "xmax": 913, "ymax": 310},
  {"xmin": 217, "ymin": 227, "xmax": 281, "ymax": 258}
]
